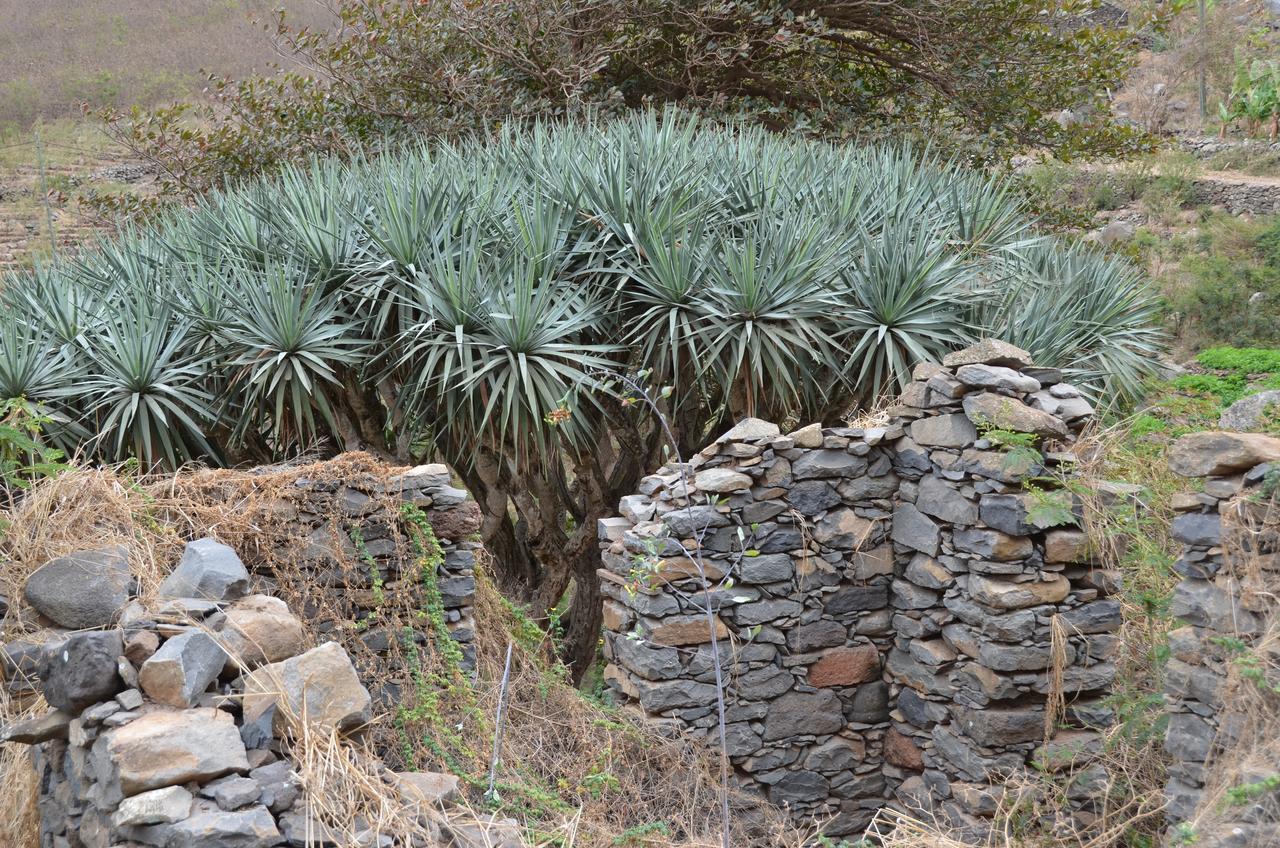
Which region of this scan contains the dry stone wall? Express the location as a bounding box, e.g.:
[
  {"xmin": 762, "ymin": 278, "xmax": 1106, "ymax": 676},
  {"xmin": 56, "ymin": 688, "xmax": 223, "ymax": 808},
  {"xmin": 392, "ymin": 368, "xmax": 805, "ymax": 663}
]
[
  {"xmin": 243, "ymin": 461, "xmax": 480, "ymax": 673},
  {"xmin": 1163, "ymin": 431, "xmax": 1280, "ymax": 846},
  {"xmin": 599, "ymin": 340, "xmax": 1123, "ymax": 837}
]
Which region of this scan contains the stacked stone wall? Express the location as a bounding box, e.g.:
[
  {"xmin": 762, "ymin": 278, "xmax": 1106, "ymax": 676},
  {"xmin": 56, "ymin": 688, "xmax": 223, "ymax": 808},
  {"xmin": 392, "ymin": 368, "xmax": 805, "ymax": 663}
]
[
  {"xmin": 599, "ymin": 340, "xmax": 1124, "ymax": 836},
  {"xmin": 241, "ymin": 461, "xmax": 478, "ymax": 661},
  {"xmin": 1163, "ymin": 431, "xmax": 1280, "ymax": 845}
]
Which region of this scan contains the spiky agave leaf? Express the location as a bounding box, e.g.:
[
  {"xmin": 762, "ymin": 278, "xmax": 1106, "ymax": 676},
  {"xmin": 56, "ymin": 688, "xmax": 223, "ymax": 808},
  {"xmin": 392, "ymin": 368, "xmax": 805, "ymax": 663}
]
[
  {"xmin": 979, "ymin": 241, "xmax": 1165, "ymax": 407},
  {"xmin": 76, "ymin": 295, "xmax": 218, "ymax": 468},
  {"xmin": 0, "ymin": 320, "xmax": 88, "ymax": 451},
  {"xmin": 692, "ymin": 214, "xmax": 849, "ymax": 420},
  {"xmin": 218, "ymin": 259, "xmax": 368, "ymax": 452},
  {"xmin": 840, "ymin": 218, "xmax": 978, "ymax": 397}
]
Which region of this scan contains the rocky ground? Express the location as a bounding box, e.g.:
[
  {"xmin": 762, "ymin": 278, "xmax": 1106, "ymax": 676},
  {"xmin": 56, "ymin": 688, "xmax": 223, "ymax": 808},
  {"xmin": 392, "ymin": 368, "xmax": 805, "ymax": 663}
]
[{"xmin": 2, "ymin": 537, "xmax": 523, "ymax": 848}]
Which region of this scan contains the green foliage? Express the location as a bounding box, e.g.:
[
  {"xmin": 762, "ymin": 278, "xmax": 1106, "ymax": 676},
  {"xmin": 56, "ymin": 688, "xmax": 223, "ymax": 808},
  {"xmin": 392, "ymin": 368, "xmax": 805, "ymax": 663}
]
[
  {"xmin": 1220, "ymin": 58, "xmax": 1280, "ymax": 139},
  {"xmin": 102, "ymin": 0, "xmax": 1153, "ymax": 203},
  {"xmin": 0, "ymin": 398, "xmax": 68, "ymax": 493},
  {"xmin": 1171, "ymin": 373, "xmax": 1250, "ymax": 406},
  {"xmin": 0, "ymin": 114, "xmax": 1164, "ymax": 472},
  {"xmin": 1218, "ymin": 778, "xmax": 1280, "ymax": 809},
  {"xmin": 1024, "ymin": 487, "xmax": 1078, "ymax": 529},
  {"xmin": 1162, "ymin": 216, "xmax": 1280, "ymax": 349},
  {"xmin": 1197, "ymin": 346, "xmax": 1280, "ymax": 374},
  {"xmin": 611, "ymin": 822, "xmax": 672, "ymax": 846}
]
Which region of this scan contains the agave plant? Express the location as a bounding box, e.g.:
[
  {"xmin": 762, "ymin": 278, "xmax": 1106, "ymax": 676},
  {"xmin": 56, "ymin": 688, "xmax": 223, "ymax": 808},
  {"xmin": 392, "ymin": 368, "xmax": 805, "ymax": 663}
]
[
  {"xmin": 75, "ymin": 296, "xmax": 218, "ymax": 467},
  {"xmin": 0, "ymin": 110, "xmax": 1166, "ymax": 671}
]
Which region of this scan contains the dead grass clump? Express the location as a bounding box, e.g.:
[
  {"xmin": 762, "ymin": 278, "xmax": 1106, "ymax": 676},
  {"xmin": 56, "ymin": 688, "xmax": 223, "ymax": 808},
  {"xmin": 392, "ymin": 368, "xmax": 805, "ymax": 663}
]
[
  {"xmin": 0, "ymin": 688, "xmax": 41, "ymax": 846},
  {"xmin": 0, "ymin": 464, "xmax": 188, "ymax": 613}
]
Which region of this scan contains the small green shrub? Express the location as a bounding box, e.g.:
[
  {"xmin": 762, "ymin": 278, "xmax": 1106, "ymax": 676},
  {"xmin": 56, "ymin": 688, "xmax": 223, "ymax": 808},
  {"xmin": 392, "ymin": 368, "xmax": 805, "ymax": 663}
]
[
  {"xmin": 1087, "ymin": 179, "xmax": 1122, "ymax": 211},
  {"xmin": 0, "ymin": 398, "xmax": 67, "ymax": 493},
  {"xmin": 1172, "ymin": 373, "xmax": 1250, "ymax": 406},
  {"xmin": 1169, "ymin": 217, "xmax": 1280, "ymax": 348}
]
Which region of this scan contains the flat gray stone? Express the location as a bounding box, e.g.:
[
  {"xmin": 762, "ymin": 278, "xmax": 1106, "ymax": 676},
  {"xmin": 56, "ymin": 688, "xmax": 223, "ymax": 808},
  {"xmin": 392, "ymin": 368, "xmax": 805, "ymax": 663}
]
[
  {"xmin": 956, "ymin": 364, "xmax": 1040, "ymax": 394},
  {"xmin": 0, "ymin": 709, "xmax": 70, "ymax": 744},
  {"xmin": 892, "ymin": 503, "xmax": 940, "ymax": 556},
  {"xmin": 612, "ymin": 635, "xmax": 681, "ymax": 681},
  {"xmin": 738, "ymin": 553, "xmax": 794, "ymax": 583},
  {"xmin": 134, "ymin": 804, "xmax": 281, "ymax": 847},
  {"xmin": 1219, "ymin": 390, "xmax": 1280, "ymax": 432},
  {"xmin": 200, "ymin": 774, "xmax": 263, "ymax": 811},
  {"xmin": 978, "ymin": 493, "xmax": 1034, "ymax": 536},
  {"xmin": 139, "ymin": 630, "xmax": 227, "ymax": 708},
  {"xmin": 762, "ymin": 690, "xmax": 844, "ymax": 740},
  {"xmin": 787, "ymin": 480, "xmax": 840, "ymax": 514},
  {"xmin": 943, "ymin": 339, "xmax": 1033, "ymax": 369},
  {"xmin": 963, "ymin": 392, "xmax": 1068, "ymax": 439},
  {"xmin": 113, "ymin": 785, "xmax": 194, "ymax": 827},
  {"xmin": 158, "ymin": 538, "xmax": 250, "ymax": 602},
  {"xmin": 717, "ymin": 418, "xmax": 781, "ymax": 442},
  {"xmin": 693, "ymin": 468, "xmax": 752, "ymax": 493},
  {"xmin": 250, "ymin": 759, "xmax": 301, "ymax": 813},
  {"xmin": 910, "ymin": 414, "xmax": 977, "ymax": 448},
  {"xmin": 635, "ymin": 678, "xmax": 718, "ymax": 712},
  {"xmin": 1171, "ymin": 512, "xmax": 1222, "ymax": 547},
  {"xmin": 23, "ymin": 545, "xmax": 132, "ymax": 629},
  {"xmin": 916, "ymin": 475, "xmax": 978, "ymax": 525},
  {"xmin": 786, "ymin": 620, "xmax": 846, "ymax": 652},
  {"xmin": 791, "ymin": 450, "xmax": 868, "ymax": 480}
]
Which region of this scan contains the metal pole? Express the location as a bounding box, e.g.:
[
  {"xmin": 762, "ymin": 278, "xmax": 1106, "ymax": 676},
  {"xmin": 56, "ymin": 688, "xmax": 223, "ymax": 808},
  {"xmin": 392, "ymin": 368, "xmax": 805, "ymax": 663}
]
[{"xmin": 485, "ymin": 641, "xmax": 515, "ymax": 804}]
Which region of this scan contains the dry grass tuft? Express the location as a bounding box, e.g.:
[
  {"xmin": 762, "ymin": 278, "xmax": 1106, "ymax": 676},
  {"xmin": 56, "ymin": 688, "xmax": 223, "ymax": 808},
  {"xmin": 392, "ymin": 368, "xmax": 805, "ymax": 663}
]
[{"xmin": 0, "ymin": 688, "xmax": 41, "ymax": 845}]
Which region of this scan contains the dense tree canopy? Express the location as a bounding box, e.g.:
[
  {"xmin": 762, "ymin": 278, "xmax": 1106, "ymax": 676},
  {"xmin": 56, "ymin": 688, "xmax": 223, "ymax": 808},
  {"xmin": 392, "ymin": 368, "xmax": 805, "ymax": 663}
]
[
  {"xmin": 105, "ymin": 0, "xmax": 1151, "ymax": 203},
  {"xmin": 6, "ymin": 115, "xmax": 1162, "ymax": 673}
]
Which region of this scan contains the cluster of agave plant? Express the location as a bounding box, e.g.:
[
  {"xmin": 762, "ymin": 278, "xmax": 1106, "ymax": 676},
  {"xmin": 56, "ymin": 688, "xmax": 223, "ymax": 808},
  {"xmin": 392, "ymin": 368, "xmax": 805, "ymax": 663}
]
[{"xmin": 1, "ymin": 111, "xmax": 1163, "ymax": 471}]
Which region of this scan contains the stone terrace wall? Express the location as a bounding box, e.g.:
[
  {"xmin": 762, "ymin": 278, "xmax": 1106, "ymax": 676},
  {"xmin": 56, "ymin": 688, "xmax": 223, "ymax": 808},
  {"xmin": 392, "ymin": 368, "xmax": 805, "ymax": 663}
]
[
  {"xmin": 183, "ymin": 458, "xmax": 482, "ymax": 694},
  {"xmin": 2, "ymin": 538, "xmax": 522, "ymax": 848},
  {"xmin": 1163, "ymin": 431, "xmax": 1280, "ymax": 845},
  {"xmin": 599, "ymin": 340, "xmax": 1124, "ymax": 837}
]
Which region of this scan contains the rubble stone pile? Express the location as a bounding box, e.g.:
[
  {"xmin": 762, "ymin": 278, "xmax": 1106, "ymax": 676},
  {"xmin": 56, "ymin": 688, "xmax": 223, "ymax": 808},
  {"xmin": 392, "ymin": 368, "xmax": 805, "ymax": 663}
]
[{"xmin": 0, "ymin": 460, "xmax": 525, "ymax": 848}]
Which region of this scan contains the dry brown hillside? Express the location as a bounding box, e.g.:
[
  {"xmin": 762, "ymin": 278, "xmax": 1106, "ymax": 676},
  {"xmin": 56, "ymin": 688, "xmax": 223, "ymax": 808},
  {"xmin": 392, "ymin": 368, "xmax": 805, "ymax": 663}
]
[{"xmin": 0, "ymin": 0, "xmax": 333, "ymax": 129}]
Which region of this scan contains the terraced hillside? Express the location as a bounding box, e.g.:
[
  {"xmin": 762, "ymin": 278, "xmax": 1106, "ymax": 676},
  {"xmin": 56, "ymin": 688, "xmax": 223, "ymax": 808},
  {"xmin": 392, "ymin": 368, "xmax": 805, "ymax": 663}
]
[{"xmin": 0, "ymin": 0, "xmax": 330, "ymax": 128}]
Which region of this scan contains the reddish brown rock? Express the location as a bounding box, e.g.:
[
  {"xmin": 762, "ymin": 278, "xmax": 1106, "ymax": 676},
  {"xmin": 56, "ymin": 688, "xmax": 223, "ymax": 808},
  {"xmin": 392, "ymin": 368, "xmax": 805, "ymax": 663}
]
[
  {"xmin": 124, "ymin": 630, "xmax": 160, "ymax": 666},
  {"xmin": 426, "ymin": 501, "xmax": 482, "ymax": 539},
  {"xmin": 808, "ymin": 645, "xmax": 880, "ymax": 687},
  {"xmin": 884, "ymin": 727, "xmax": 924, "ymax": 770},
  {"xmin": 648, "ymin": 615, "xmax": 729, "ymax": 647}
]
